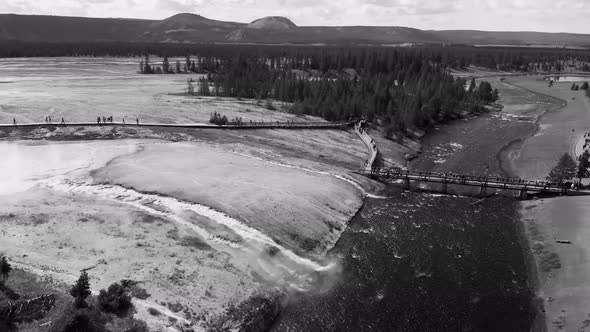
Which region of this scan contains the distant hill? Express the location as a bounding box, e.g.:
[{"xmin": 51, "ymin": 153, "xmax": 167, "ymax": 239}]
[
  {"xmin": 1, "ymin": 13, "xmax": 589, "ymax": 47},
  {"xmin": 247, "ymin": 17, "xmax": 296, "ymax": 30}
]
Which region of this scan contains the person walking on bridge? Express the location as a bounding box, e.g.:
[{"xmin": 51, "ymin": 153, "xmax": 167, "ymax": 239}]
[
  {"xmin": 61, "ymin": 117, "xmax": 65, "ymax": 125},
  {"xmin": 12, "ymin": 118, "xmax": 16, "ymax": 126},
  {"xmin": 136, "ymin": 118, "xmax": 139, "ymax": 125}
]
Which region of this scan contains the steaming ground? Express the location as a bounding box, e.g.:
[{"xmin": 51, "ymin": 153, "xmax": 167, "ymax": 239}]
[{"xmin": 0, "ymin": 137, "xmax": 375, "ymax": 331}]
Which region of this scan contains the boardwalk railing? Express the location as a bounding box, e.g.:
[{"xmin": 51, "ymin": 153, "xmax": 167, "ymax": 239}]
[
  {"xmin": 360, "ymin": 168, "xmax": 579, "ymax": 197},
  {"xmin": 355, "ymin": 120, "xmax": 378, "ymax": 170},
  {"xmin": 0, "ymin": 119, "xmax": 356, "ymax": 130}
]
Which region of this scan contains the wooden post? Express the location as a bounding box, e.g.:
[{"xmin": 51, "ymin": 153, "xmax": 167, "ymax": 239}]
[
  {"xmin": 519, "ymin": 189, "xmax": 528, "ymax": 200},
  {"xmin": 441, "ymin": 182, "xmax": 448, "ymax": 194},
  {"xmin": 404, "ymin": 176, "xmax": 411, "ymax": 191}
]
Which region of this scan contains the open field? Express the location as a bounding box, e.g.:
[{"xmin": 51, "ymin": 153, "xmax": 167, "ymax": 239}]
[{"xmin": 0, "ymin": 57, "xmax": 322, "ymax": 125}]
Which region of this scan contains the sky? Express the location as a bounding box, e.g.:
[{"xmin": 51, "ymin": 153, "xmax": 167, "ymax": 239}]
[{"xmin": 1, "ymin": 0, "xmax": 589, "ymax": 33}]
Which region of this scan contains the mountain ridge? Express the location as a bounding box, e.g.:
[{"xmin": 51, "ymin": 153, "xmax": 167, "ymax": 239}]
[{"xmin": 0, "ymin": 13, "xmax": 589, "ymax": 47}]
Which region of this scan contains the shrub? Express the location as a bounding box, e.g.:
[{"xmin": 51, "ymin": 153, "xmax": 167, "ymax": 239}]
[
  {"xmin": 51, "ymin": 307, "xmax": 107, "ymax": 332},
  {"xmin": 124, "ymin": 319, "xmax": 149, "ymax": 332},
  {"xmin": 265, "ymin": 100, "xmax": 276, "ymax": 110},
  {"xmin": 98, "ymin": 282, "xmax": 132, "ymax": 316},
  {"xmin": 147, "ymin": 307, "xmax": 161, "ymax": 316}
]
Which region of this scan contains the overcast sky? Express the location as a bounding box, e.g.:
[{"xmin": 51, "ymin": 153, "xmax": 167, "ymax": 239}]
[{"xmin": 1, "ymin": 0, "xmax": 588, "ymax": 33}]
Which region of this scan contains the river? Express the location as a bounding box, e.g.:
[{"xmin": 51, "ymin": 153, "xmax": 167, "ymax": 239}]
[{"xmin": 274, "ymin": 75, "xmax": 590, "ymax": 331}]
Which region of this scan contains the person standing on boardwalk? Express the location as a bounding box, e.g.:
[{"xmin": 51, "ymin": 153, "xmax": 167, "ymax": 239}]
[
  {"xmin": 97, "ymin": 116, "xmax": 101, "ymax": 125},
  {"xmin": 136, "ymin": 118, "xmax": 139, "ymax": 125},
  {"xmin": 12, "ymin": 118, "xmax": 16, "ymax": 125},
  {"xmin": 61, "ymin": 117, "xmax": 65, "ymax": 125}
]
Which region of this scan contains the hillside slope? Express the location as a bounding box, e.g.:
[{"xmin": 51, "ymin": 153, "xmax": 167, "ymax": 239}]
[{"xmin": 1, "ymin": 13, "xmax": 590, "ymax": 47}]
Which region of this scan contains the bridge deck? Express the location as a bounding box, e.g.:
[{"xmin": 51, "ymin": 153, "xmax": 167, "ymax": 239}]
[
  {"xmin": 0, "ymin": 120, "xmax": 355, "ymax": 130},
  {"xmin": 360, "ymin": 169, "xmax": 582, "ymax": 194}
]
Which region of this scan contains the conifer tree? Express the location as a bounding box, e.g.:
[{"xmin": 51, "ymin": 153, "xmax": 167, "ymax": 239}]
[
  {"xmin": 70, "ymin": 271, "xmax": 91, "ymax": 308},
  {"xmin": 577, "ymin": 150, "xmax": 590, "ymax": 183},
  {"xmin": 0, "ymin": 256, "xmax": 12, "ymax": 284},
  {"xmin": 547, "ymin": 153, "xmax": 577, "ymax": 183},
  {"xmin": 162, "ymin": 56, "xmax": 170, "ymax": 74}
]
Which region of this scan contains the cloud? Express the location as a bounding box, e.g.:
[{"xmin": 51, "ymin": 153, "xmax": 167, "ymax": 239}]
[{"xmin": 156, "ymin": 0, "xmax": 204, "ymax": 12}]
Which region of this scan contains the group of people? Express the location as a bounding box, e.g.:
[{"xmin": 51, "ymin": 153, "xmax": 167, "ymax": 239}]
[
  {"xmin": 369, "ymin": 168, "xmax": 574, "ymax": 189},
  {"xmin": 12, "ymin": 116, "xmax": 65, "ymax": 125},
  {"xmin": 97, "ymin": 116, "xmax": 140, "ymax": 125},
  {"xmin": 97, "ymin": 116, "xmax": 114, "ymax": 124},
  {"xmin": 583, "ymin": 132, "xmax": 590, "ymax": 150}
]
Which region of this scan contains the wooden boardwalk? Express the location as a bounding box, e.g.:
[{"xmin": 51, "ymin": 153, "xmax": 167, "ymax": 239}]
[
  {"xmin": 355, "ymin": 120, "xmax": 379, "ymax": 170},
  {"xmin": 0, "ymin": 120, "xmax": 355, "ymax": 130},
  {"xmin": 360, "ymin": 168, "xmax": 590, "ymax": 198}
]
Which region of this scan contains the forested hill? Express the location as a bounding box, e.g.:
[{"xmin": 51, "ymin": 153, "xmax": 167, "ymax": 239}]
[{"xmin": 1, "ymin": 13, "xmax": 590, "ymax": 47}]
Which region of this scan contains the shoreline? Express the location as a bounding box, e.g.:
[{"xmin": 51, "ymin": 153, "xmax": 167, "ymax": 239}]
[
  {"xmin": 494, "ymin": 78, "xmax": 570, "ymax": 332},
  {"xmin": 499, "ymin": 76, "xmax": 590, "ymax": 331},
  {"xmin": 496, "ymin": 81, "xmax": 568, "ymax": 178}
]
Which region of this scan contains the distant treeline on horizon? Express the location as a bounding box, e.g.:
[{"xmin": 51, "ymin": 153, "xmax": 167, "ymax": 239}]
[{"xmin": 1, "ymin": 41, "xmax": 590, "ymax": 72}]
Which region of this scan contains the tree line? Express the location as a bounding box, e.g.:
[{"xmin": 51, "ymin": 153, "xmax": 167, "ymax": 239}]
[
  {"xmin": 150, "ymin": 48, "xmax": 499, "ymax": 137},
  {"xmin": 3, "ymin": 41, "xmax": 590, "ymax": 73}
]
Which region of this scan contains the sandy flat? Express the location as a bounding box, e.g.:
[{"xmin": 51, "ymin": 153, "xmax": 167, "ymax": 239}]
[{"xmin": 503, "ymin": 76, "xmax": 590, "ymax": 331}]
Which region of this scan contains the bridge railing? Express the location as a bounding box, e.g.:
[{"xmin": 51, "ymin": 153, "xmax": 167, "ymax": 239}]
[
  {"xmin": 1, "ymin": 119, "xmax": 357, "ymax": 129},
  {"xmin": 360, "ymin": 167, "xmax": 573, "ymax": 191},
  {"xmin": 219, "ymin": 120, "xmax": 354, "ymax": 128}
]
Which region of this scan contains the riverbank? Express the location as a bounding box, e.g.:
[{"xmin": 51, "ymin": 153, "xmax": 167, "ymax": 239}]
[{"xmin": 501, "ymin": 76, "xmax": 590, "ymax": 331}]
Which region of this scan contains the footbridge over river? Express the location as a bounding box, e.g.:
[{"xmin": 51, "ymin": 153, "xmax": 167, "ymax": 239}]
[{"xmin": 359, "ymin": 168, "xmax": 590, "ymax": 199}]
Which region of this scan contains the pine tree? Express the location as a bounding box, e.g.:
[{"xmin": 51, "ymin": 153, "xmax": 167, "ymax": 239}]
[
  {"xmin": 0, "ymin": 256, "xmax": 12, "ymax": 284},
  {"xmin": 185, "ymin": 55, "xmax": 191, "ymax": 71},
  {"xmin": 162, "ymin": 56, "xmax": 170, "ymax": 74},
  {"xmin": 547, "ymin": 153, "xmax": 577, "ymax": 183},
  {"xmin": 70, "ymin": 271, "xmax": 91, "ymax": 308},
  {"xmin": 577, "ymin": 150, "xmax": 590, "ymax": 183}
]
